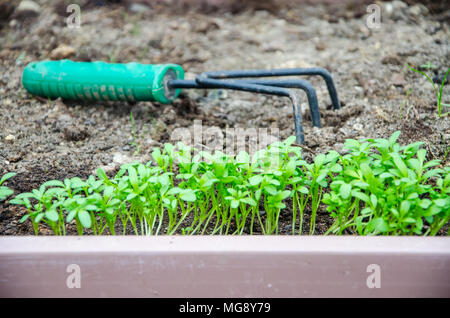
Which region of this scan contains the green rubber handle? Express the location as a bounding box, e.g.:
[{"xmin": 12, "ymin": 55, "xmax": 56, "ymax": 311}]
[{"xmin": 22, "ymin": 60, "xmax": 184, "ymax": 104}]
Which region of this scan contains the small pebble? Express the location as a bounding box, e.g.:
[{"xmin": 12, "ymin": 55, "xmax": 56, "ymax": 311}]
[
  {"xmin": 5, "ymin": 134, "xmax": 16, "ymax": 143},
  {"xmin": 50, "ymin": 44, "xmax": 75, "ymax": 60},
  {"xmin": 15, "ymin": 0, "xmax": 40, "ymax": 18},
  {"xmin": 84, "ymin": 119, "xmax": 96, "ymax": 126},
  {"xmin": 353, "ymin": 123, "xmax": 363, "ymax": 131},
  {"xmin": 113, "ymin": 152, "xmax": 133, "ymax": 165},
  {"xmin": 128, "ymin": 3, "xmax": 151, "ymax": 14}
]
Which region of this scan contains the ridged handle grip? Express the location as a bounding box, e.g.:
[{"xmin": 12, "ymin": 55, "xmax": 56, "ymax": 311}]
[{"xmin": 22, "ymin": 60, "xmax": 184, "ymax": 104}]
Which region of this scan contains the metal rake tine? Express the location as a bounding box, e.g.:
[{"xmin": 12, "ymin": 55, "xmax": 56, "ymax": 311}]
[
  {"xmin": 169, "ymin": 78, "xmax": 321, "ymax": 128},
  {"xmin": 237, "ymin": 79, "xmax": 321, "ymax": 128},
  {"xmin": 203, "ymin": 68, "xmax": 341, "ymax": 110},
  {"xmin": 193, "ymin": 75, "xmax": 305, "ymax": 144},
  {"xmin": 169, "ymin": 68, "xmax": 336, "ymax": 144}
]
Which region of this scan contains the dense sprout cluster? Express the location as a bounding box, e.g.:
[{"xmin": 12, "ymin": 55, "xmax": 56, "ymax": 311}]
[{"xmin": 4, "ymin": 132, "xmax": 449, "ymax": 236}]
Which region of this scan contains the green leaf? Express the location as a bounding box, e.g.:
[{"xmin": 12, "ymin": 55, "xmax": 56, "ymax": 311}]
[
  {"xmin": 361, "ymin": 207, "xmax": 373, "ymax": 216},
  {"xmin": 425, "ymin": 205, "xmax": 443, "ymax": 217},
  {"xmin": 248, "ymin": 175, "xmax": 263, "ymax": 186},
  {"xmin": 158, "ymin": 174, "xmax": 170, "ymax": 187},
  {"xmin": 391, "ymin": 208, "xmax": 399, "ymax": 218},
  {"xmin": 407, "ymin": 193, "xmax": 418, "ymax": 200},
  {"xmin": 278, "ymin": 190, "xmax": 292, "ymax": 200},
  {"xmin": 236, "ymin": 151, "xmax": 250, "ymax": 164},
  {"xmin": 370, "ymin": 194, "xmax": 377, "ymax": 208},
  {"xmin": 366, "ymin": 217, "xmax": 389, "ymax": 234},
  {"xmin": 389, "ymin": 131, "xmax": 401, "ymax": 145},
  {"xmin": 351, "ymin": 181, "xmax": 369, "ymax": 189},
  {"xmin": 9, "ymin": 198, "xmax": 24, "ymax": 205},
  {"xmin": 285, "ymin": 159, "xmax": 297, "ymax": 174},
  {"xmin": 344, "ymin": 139, "xmax": 360, "ymax": 150},
  {"xmin": 390, "ymin": 152, "xmax": 408, "ymax": 177},
  {"xmin": 78, "ymin": 211, "xmax": 92, "ymax": 228},
  {"xmin": 241, "ymin": 197, "xmax": 257, "ymax": 206},
  {"xmin": 326, "ymin": 150, "xmax": 340, "ymax": 163},
  {"xmin": 407, "ymin": 158, "xmax": 421, "ymax": 171},
  {"xmin": 180, "ymin": 190, "xmax": 196, "ymax": 202},
  {"xmin": 275, "ymin": 202, "xmax": 286, "ymax": 209},
  {"xmin": 379, "ymin": 172, "xmax": 393, "ymax": 179},
  {"xmin": 0, "ymin": 172, "xmax": 17, "ymax": 185},
  {"xmin": 419, "ymin": 199, "xmax": 431, "ymax": 209},
  {"xmin": 103, "ymin": 186, "xmax": 114, "ymax": 198},
  {"xmin": 230, "ymin": 200, "xmax": 239, "ymax": 209},
  {"xmin": 417, "ymin": 148, "xmax": 426, "ymax": 163},
  {"xmin": 176, "ymin": 173, "xmax": 193, "ymax": 180},
  {"xmin": 128, "ymin": 166, "xmax": 138, "ymax": 188},
  {"xmin": 355, "ymin": 216, "xmax": 364, "ymax": 235},
  {"xmin": 269, "ymin": 178, "xmax": 281, "ymax": 186},
  {"xmin": 70, "ymin": 177, "xmax": 86, "ymax": 189},
  {"xmin": 159, "ymin": 184, "xmax": 169, "ymax": 197},
  {"xmin": 164, "ymin": 143, "xmax": 174, "ymax": 155},
  {"xmin": 85, "ymin": 204, "xmax": 99, "ymax": 211},
  {"xmin": 316, "ymin": 172, "xmax": 327, "ymax": 184},
  {"xmin": 423, "ymin": 160, "xmax": 440, "ymax": 169},
  {"xmin": 97, "ymin": 167, "xmax": 111, "ymax": 183},
  {"xmin": 35, "ymin": 212, "xmax": 44, "ymax": 223},
  {"xmin": 400, "ymin": 201, "xmax": 411, "ymax": 215},
  {"xmin": 351, "ymin": 190, "xmax": 369, "ymax": 203},
  {"xmin": 45, "ymin": 210, "xmax": 59, "ymax": 222},
  {"xmin": 314, "ymin": 154, "xmax": 326, "ymax": 168},
  {"xmin": 19, "ymin": 214, "xmax": 30, "ymax": 223},
  {"xmin": 66, "ymin": 210, "xmax": 77, "ymax": 223},
  {"xmin": 404, "ymin": 217, "xmax": 416, "ymax": 224},
  {"xmin": 126, "ymin": 193, "xmax": 137, "ymax": 201},
  {"xmin": 167, "ymin": 187, "xmax": 182, "ymax": 195},
  {"xmin": 423, "ymin": 169, "xmax": 444, "ymax": 180},
  {"xmin": 434, "ymin": 199, "xmax": 448, "ymax": 207},
  {"xmin": 284, "ymin": 136, "xmax": 297, "ymax": 146},
  {"xmin": 339, "ymin": 183, "xmax": 352, "ymax": 199},
  {"xmin": 105, "ymin": 207, "xmax": 115, "ymax": 215},
  {"xmin": 329, "ymin": 163, "xmax": 342, "ymax": 173},
  {"xmin": 264, "ymin": 185, "xmax": 277, "ymax": 196},
  {"xmin": 298, "ymin": 186, "xmax": 309, "ymax": 195},
  {"xmin": 344, "ymin": 169, "xmax": 360, "ymax": 179},
  {"xmin": 137, "ymin": 164, "xmax": 147, "ymax": 178},
  {"xmin": 42, "ymin": 180, "xmax": 65, "ymax": 188},
  {"xmin": 0, "ymin": 186, "xmax": 13, "ymax": 200},
  {"xmin": 359, "ymin": 163, "xmax": 373, "ymax": 178}
]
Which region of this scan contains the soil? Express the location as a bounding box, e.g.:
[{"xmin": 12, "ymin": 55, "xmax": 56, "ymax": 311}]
[{"xmin": 0, "ymin": 0, "xmax": 448, "ymax": 235}]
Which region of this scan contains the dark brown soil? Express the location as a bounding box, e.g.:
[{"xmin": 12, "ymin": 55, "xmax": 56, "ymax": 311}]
[{"xmin": 0, "ymin": 0, "xmax": 448, "ymax": 235}]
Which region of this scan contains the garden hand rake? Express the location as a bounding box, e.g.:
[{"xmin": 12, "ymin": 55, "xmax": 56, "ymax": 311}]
[{"xmin": 22, "ymin": 60, "xmax": 341, "ymax": 144}]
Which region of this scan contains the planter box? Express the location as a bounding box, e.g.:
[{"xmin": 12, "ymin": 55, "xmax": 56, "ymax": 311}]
[{"xmin": 0, "ymin": 236, "xmax": 449, "ymax": 297}]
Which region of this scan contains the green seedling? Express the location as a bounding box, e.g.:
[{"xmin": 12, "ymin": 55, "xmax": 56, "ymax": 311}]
[
  {"xmin": 407, "ymin": 64, "xmax": 450, "ymax": 117},
  {"xmin": 8, "ymin": 133, "xmax": 449, "ymax": 236},
  {"xmin": 323, "ymin": 131, "xmax": 449, "ymax": 236},
  {"xmin": 0, "ymin": 172, "xmax": 16, "ymax": 201},
  {"xmin": 419, "ymin": 62, "xmax": 437, "ymax": 70}
]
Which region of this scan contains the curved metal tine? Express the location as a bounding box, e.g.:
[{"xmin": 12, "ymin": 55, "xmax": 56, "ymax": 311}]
[
  {"xmin": 168, "ymin": 78, "xmax": 320, "ymax": 128},
  {"xmin": 195, "ymin": 75, "xmax": 305, "ymax": 144},
  {"xmin": 238, "ymin": 79, "xmax": 321, "ymax": 128},
  {"xmin": 204, "ymin": 68, "xmax": 341, "ymax": 110}
]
